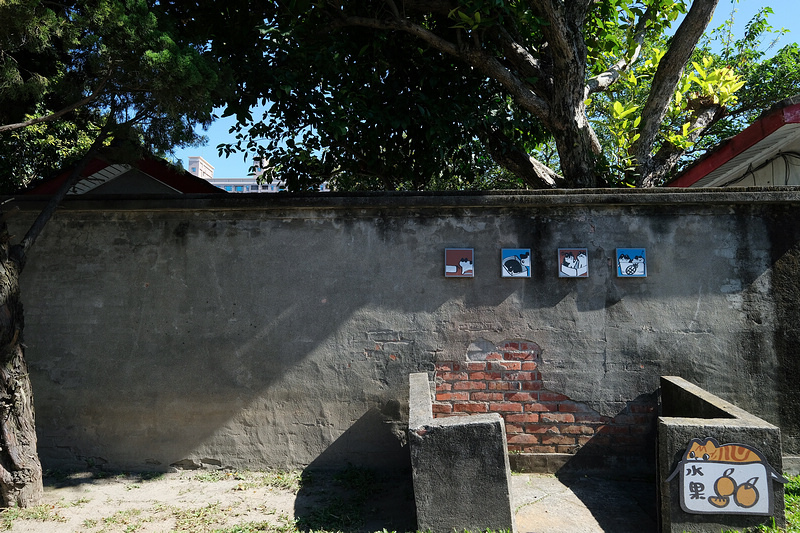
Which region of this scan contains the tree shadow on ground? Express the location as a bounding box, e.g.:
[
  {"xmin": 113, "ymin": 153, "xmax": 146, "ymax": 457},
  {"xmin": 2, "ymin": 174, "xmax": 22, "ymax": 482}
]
[
  {"xmin": 294, "ymin": 466, "xmax": 416, "ymax": 533},
  {"xmin": 294, "ymin": 406, "xmax": 417, "ymax": 532}
]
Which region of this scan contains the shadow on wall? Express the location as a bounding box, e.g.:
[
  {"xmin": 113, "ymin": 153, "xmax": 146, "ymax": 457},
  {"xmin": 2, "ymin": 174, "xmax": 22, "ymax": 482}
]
[{"xmin": 293, "ymin": 404, "xmax": 416, "ymax": 532}]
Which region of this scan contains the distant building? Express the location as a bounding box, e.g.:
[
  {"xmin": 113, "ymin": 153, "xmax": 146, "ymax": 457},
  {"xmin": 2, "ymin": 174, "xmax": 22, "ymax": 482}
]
[{"xmin": 185, "ymin": 156, "xmax": 330, "ymax": 193}]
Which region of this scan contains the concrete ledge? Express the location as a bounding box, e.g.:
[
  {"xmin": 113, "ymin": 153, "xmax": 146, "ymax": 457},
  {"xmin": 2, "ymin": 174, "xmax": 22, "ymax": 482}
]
[
  {"xmin": 659, "ymin": 376, "xmax": 786, "ymax": 533},
  {"xmin": 408, "ymin": 373, "xmax": 516, "ymax": 533}
]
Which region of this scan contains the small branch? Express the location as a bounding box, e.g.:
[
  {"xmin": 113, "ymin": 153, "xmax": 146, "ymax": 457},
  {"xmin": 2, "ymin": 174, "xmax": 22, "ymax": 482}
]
[
  {"xmin": 585, "ymin": 3, "xmax": 656, "ymax": 96},
  {"xmin": 15, "ymin": 122, "xmax": 113, "ymax": 263},
  {"xmin": 335, "ymin": 14, "xmax": 550, "ymax": 119},
  {"xmin": 0, "ymin": 77, "xmax": 109, "ymax": 133}
]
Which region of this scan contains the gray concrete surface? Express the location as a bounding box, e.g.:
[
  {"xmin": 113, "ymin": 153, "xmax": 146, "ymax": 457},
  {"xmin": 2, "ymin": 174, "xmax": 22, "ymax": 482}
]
[
  {"xmin": 5, "ymin": 189, "xmax": 800, "ymax": 472},
  {"xmin": 408, "ymin": 373, "xmax": 515, "ymax": 533},
  {"xmin": 513, "ymin": 473, "xmax": 657, "ymax": 533},
  {"xmin": 659, "ymin": 377, "xmax": 785, "ymax": 533}
]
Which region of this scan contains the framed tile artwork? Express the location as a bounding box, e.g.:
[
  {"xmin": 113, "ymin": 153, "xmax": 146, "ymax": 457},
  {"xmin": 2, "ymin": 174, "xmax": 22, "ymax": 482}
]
[
  {"xmin": 616, "ymin": 248, "xmax": 647, "ymax": 277},
  {"xmin": 501, "ymin": 249, "xmax": 531, "ymax": 278},
  {"xmin": 558, "ymin": 248, "xmax": 588, "ymax": 278},
  {"xmin": 445, "ymin": 248, "xmax": 474, "ymax": 277}
]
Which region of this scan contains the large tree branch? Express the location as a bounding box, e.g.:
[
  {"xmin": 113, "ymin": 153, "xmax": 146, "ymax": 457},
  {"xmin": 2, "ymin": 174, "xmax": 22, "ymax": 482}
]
[
  {"xmin": 639, "ymin": 104, "xmax": 724, "ymax": 187},
  {"xmin": 492, "ymin": 26, "xmax": 545, "ymax": 85},
  {"xmin": 634, "ymin": 0, "xmax": 720, "ymax": 174},
  {"xmin": 334, "ymin": 14, "xmax": 551, "ymax": 120},
  {"xmin": 0, "ymin": 77, "xmax": 109, "ymax": 133},
  {"xmin": 484, "ymin": 127, "xmax": 566, "ymax": 189}
]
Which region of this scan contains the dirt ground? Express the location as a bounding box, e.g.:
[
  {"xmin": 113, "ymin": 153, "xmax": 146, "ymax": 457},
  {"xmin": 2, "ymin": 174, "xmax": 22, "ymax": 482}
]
[{"xmin": 2, "ymin": 468, "xmax": 418, "ymax": 533}]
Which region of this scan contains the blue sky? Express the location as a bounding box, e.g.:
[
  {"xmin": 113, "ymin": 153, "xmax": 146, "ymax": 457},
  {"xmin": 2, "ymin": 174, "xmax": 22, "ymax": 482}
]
[{"xmin": 172, "ymin": 0, "xmax": 800, "ymax": 178}]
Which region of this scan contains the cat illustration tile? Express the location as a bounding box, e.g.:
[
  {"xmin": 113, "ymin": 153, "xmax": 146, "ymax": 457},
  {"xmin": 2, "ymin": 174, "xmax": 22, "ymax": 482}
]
[
  {"xmin": 558, "ymin": 248, "xmax": 588, "ymax": 277},
  {"xmin": 444, "ymin": 248, "xmax": 474, "ymax": 277},
  {"xmin": 616, "ymin": 248, "xmax": 646, "ymax": 277},
  {"xmin": 501, "ymin": 249, "xmax": 531, "ymax": 278}
]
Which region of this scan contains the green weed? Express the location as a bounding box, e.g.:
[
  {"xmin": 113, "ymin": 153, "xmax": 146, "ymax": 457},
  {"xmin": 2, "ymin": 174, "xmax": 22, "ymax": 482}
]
[{"xmin": 0, "ymin": 503, "xmax": 67, "ymax": 529}]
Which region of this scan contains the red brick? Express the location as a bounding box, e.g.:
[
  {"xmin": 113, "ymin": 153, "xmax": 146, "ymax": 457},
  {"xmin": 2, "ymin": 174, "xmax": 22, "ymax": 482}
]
[
  {"xmin": 541, "ymin": 435, "xmax": 576, "ymax": 446},
  {"xmin": 436, "ymin": 392, "xmax": 469, "ymax": 402},
  {"xmin": 490, "ymin": 361, "xmax": 521, "ymax": 371},
  {"xmin": 540, "ymin": 413, "xmax": 575, "ymax": 423},
  {"xmin": 521, "ymin": 362, "xmax": 538, "ymax": 371},
  {"xmin": 453, "ymin": 381, "xmax": 487, "ymax": 391},
  {"xmin": 432, "ymin": 403, "xmax": 452, "ymax": 414},
  {"xmin": 558, "ymin": 402, "xmax": 580, "ymax": 413},
  {"xmin": 507, "ymin": 434, "xmax": 539, "ymax": 444},
  {"xmin": 560, "ymin": 425, "xmax": 596, "ymax": 435},
  {"xmin": 439, "ymin": 371, "xmax": 468, "ymax": 381},
  {"xmin": 524, "ymin": 425, "xmax": 554, "ymax": 434},
  {"xmin": 505, "ymin": 392, "xmax": 536, "ymax": 402},
  {"xmin": 504, "ymin": 423, "xmax": 523, "ymax": 434},
  {"xmin": 503, "ymin": 372, "xmax": 534, "ymax": 381},
  {"xmin": 578, "ymin": 435, "xmax": 594, "ymax": 446},
  {"xmin": 506, "ymin": 413, "xmax": 540, "ymax": 423},
  {"xmin": 471, "ymin": 392, "xmax": 504, "ymax": 401},
  {"xmin": 530, "ymin": 445, "xmax": 556, "ymax": 453},
  {"xmin": 488, "ymin": 381, "xmax": 516, "ymax": 391},
  {"xmin": 507, "ymin": 445, "xmax": 524, "ymax": 453},
  {"xmin": 466, "ymin": 362, "xmax": 487, "ymax": 371},
  {"xmin": 489, "ymin": 402, "xmax": 524, "ymax": 412},
  {"xmin": 435, "ymin": 382, "xmax": 452, "ymax": 392},
  {"xmin": 556, "ymin": 445, "xmax": 579, "ymax": 454},
  {"xmin": 525, "ymin": 402, "xmax": 550, "ymax": 412},
  {"xmin": 501, "ymin": 341, "xmax": 520, "ymax": 350},
  {"xmin": 454, "ymin": 403, "xmax": 489, "ymax": 413},
  {"xmin": 539, "ymin": 391, "xmax": 569, "ymax": 401},
  {"xmin": 517, "ymin": 341, "xmax": 540, "ymax": 352},
  {"xmin": 469, "ymin": 371, "xmax": 502, "ymax": 380},
  {"xmin": 597, "ymin": 424, "xmax": 630, "ymax": 435},
  {"xmin": 629, "ymin": 402, "xmax": 656, "ymax": 414},
  {"xmin": 504, "ymin": 351, "xmax": 534, "ymax": 361},
  {"xmin": 435, "ymin": 362, "xmax": 453, "ymax": 371},
  {"xmin": 521, "ymin": 381, "xmax": 543, "ymax": 391},
  {"xmin": 575, "ymin": 413, "xmax": 611, "ymax": 424},
  {"xmin": 485, "ymin": 352, "xmax": 503, "ymax": 360}
]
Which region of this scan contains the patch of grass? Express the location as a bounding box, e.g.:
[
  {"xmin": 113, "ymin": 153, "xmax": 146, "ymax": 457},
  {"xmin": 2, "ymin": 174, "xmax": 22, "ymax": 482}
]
[
  {"xmin": 101, "ymin": 508, "xmax": 145, "ymax": 528},
  {"xmin": 194, "ymin": 470, "xmax": 232, "ymax": 482},
  {"xmin": 172, "ymin": 501, "xmax": 229, "ymax": 531},
  {"xmin": 0, "ymin": 503, "xmax": 67, "ymax": 530}
]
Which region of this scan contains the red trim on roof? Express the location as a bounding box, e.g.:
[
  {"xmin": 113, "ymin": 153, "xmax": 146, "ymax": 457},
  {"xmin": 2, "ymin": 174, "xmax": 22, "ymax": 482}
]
[{"xmin": 668, "ymin": 102, "xmax": 800, "ymax": 187}]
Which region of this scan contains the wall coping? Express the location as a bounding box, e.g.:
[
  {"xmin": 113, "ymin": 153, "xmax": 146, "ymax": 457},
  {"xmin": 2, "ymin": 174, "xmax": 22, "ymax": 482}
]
[
  {"xmin": 5, "ymin": 187, "xmax": 800, "ymax": 214},
  {"xmin": 659, "ymin": 376, "xmax": 779, "ymax": 430}
]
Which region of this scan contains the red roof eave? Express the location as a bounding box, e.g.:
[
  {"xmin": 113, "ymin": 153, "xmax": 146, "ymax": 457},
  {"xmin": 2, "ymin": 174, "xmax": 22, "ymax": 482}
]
[{"xmin": 668, "ymin": 102, "xmax": 800, "ymax": 187}]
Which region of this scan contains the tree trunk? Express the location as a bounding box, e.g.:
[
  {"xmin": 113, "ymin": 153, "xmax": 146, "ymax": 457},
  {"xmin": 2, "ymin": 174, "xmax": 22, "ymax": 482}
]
[{"xmin": 0, "ymin": 218, "xmax": 42, "ymax": 507}]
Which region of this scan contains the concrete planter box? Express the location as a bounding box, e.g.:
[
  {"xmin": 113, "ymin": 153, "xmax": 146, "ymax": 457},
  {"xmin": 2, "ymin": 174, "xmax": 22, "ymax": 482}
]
[
  {"xmin": 408, "ymin": 372, "xmax": 516, "ymax": 533},
  {"xmin": 658, "ymin": 376, "xmax": 786, "ymax": 533}
]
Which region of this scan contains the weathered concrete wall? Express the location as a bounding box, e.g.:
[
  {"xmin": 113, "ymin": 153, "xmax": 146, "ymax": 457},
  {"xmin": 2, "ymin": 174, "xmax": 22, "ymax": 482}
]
[{"xmin": 6, "ymin": 189, "xmax": 800, "ymax": 472}]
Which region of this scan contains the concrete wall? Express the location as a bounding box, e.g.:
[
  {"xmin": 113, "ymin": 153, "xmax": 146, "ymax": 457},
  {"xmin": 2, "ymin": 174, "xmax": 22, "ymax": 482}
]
[{"xmin": 7, "ymin": 189, "xmax": 800, "ymax": 472}]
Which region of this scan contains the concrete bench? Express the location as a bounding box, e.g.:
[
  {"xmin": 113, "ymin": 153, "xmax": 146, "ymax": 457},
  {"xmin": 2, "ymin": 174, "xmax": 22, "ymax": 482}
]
[
  {"xmin": 658, "ymin": 375, "xmax": 786, "ymax": 533},
  {"xmin": 408, "ymin": 372, "xmax": 516, "ymax": 533}
]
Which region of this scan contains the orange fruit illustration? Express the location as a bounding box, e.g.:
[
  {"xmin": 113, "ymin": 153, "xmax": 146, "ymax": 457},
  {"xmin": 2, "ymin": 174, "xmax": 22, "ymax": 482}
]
[{"xmin": 734, "ymin": 478, "xmax": 760, "ymax": 508}]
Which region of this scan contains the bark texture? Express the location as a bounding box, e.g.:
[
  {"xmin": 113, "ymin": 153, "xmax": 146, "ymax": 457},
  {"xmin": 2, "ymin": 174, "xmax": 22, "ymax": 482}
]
[{"xmin": 0, "ymin": 218, "xmax": 42, "ymax": 507}]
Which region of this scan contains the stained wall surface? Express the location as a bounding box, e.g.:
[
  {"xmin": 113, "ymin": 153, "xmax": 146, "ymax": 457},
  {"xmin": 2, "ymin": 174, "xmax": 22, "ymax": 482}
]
[{"xmin": 8, "ymin": 189, "xmax": 800, "ymax": 471}]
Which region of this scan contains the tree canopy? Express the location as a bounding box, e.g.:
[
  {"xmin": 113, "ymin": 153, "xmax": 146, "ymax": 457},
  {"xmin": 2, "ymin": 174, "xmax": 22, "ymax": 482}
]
[
  {"xmin": 0, "ymin": 0, "xmax": 223, "ymax": 192},
  {"xmin": 180, "ymin": 0, "xmax": 796, "ymax": 191}
]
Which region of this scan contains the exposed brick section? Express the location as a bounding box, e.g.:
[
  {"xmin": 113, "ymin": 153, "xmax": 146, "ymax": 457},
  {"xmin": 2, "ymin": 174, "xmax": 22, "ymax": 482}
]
[{"xmin": 433, "ymin": 340, "xmax": 657, "ymax": 456}]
